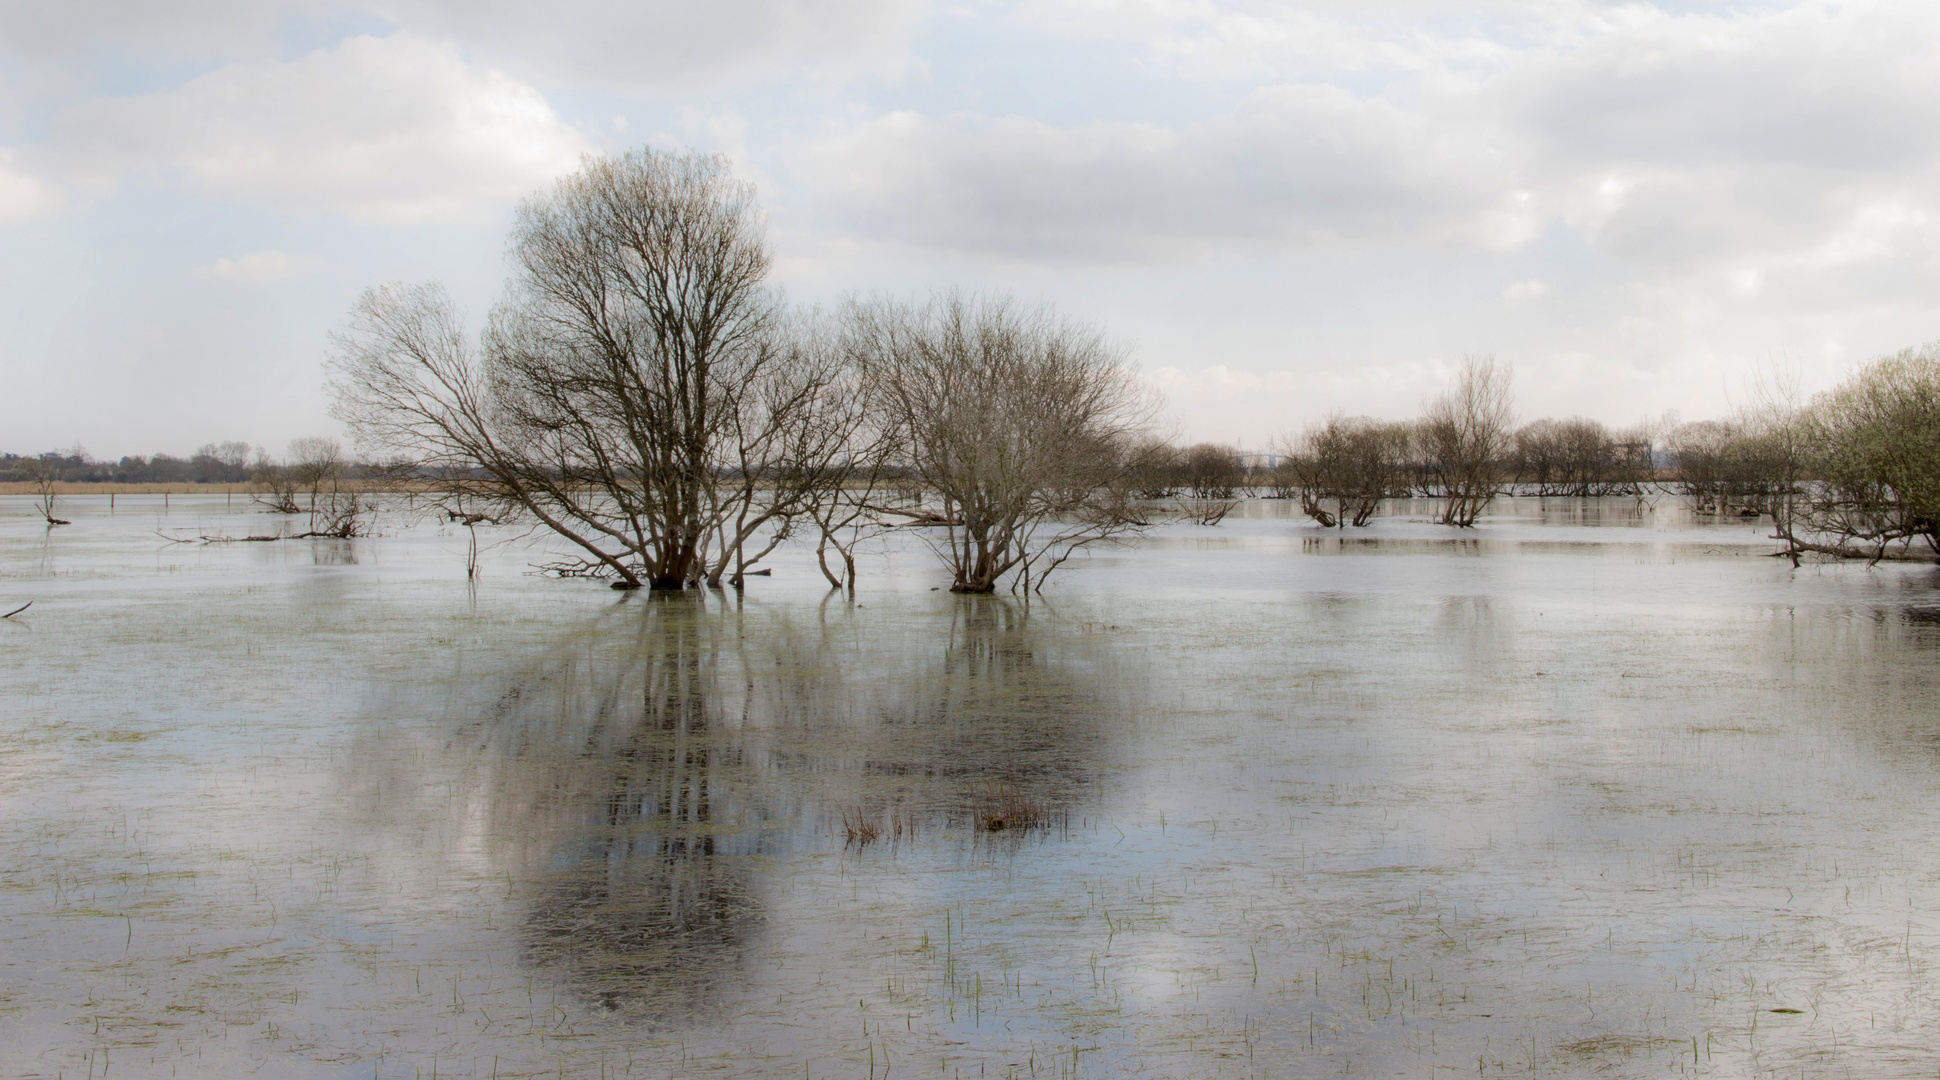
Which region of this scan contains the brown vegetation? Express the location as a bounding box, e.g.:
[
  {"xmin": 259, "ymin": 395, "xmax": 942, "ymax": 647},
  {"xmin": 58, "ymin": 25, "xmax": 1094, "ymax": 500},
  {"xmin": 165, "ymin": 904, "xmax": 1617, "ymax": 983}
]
[
  {"xmin": 850, "ymin": 292, "xmax": 1157, "ymax": 593},
  {"xmin": 971, "ymin": 782, "xmax": 1060, "ymax": 834}
]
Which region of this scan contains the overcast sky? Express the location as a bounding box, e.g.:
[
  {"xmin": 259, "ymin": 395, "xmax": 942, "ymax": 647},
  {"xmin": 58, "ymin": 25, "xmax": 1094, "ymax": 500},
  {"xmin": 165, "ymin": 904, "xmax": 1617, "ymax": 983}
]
[{"xmin": 3, "ymin": 0, "xmax": 1938, "ymax": 459}]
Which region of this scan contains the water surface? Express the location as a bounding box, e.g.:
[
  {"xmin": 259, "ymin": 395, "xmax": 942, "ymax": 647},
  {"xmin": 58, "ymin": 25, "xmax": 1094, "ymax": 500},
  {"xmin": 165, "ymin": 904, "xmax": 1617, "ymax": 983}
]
[{"xmin": 3, "ymin": 494, "xmax": 1939, "ymax": 1078}]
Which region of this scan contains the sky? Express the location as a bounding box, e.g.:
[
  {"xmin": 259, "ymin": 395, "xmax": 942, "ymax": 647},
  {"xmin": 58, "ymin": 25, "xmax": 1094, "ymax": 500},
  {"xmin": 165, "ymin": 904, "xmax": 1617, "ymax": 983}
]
[{"xmin": 3, "ymin": 0, "xmax": 1939, "ymax": 460}]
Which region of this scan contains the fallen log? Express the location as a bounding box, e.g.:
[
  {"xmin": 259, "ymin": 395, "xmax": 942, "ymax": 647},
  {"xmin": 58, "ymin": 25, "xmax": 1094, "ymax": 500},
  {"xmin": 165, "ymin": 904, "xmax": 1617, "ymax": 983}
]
[{"xmin": 1775, "ymin": 540, "xmax": 1940, "ymax": 564}]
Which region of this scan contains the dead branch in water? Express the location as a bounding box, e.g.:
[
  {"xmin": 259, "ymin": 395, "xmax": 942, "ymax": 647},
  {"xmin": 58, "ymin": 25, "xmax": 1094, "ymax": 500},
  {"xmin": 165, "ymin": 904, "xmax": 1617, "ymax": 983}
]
[
  {"xmin": 531, "ymin": 557, "xmax": 626, "ymax": 579},
  {"xmin": 863, "ymin": 504, "xmax": 964, "ymax": 527},
  {"xmin": 1178, "ymin": 498, "xmax": 1239, "ymax": 526},
  {"xmin": 2, "ymin": 601, "xmax": 30, "ymax": 619},
  {"xmin": 1772, "ymin": 539, "xmax": 1940, "ymax": 565}
]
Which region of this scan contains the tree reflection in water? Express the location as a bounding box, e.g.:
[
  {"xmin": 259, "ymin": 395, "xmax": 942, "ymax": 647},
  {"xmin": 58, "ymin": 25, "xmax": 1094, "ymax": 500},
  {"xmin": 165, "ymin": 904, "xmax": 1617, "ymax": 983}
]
[
  {"xmin": 845, "ymin": 596, "xmax": 1121, "ymax": 834},
  {"xmin": 357, "ymin": 590, "xmax": 1132, "ymax": 1025},
  {"xmin": 450, "ymin": 591, "xmax": 776, "ymax": 1021}
]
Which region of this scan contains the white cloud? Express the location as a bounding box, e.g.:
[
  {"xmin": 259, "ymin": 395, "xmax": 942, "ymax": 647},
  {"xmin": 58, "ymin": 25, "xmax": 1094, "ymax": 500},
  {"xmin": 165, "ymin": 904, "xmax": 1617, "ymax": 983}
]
[
  {"xmin": 192, "ymin": 250, "xmax": 324, "ymax": 284},
  {"xmin": 1502, "ymin": 278, "xmax": 1546, "ymax": 303},
  {"xmin": 48, "ymin": 33, "xmax": 591, "ymax": 222},
  {"xmin": 0, "ymin": 151, "xmax": 60, "ymax": 222}
]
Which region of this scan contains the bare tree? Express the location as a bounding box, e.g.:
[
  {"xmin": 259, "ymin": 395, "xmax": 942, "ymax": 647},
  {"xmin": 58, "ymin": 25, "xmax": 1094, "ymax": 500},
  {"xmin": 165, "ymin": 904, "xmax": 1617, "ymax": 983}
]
[
  {"xmin": 795, "ymin": 324, "xmax": 896, "ymax": 592},
  {"xmin": 18, "ymin": 456, "xmax": 69, "ymax": 525},
  {"xmin": 1666, "ymin": 419, "xmax": 1791, "ymax": 516},
  {"xmin": 275, "ymin": 436, "xmax": 377, "ymax": 537},
  {"xmin": 1119, "ymin": 438, "xmax": 1182, "ymax": 500},
  {"xmin": 250, "ymin": 449, "xmax": 303, "ymax": 515},
  {"xmin": 1513, "ymin": 417, "xmax": 1650, "ymax": 497},
  {"xmin": 215, "ymin": 440, "xmax": 252, "ymax": 474},
  {"xmin": 331, "ymin": 149, "xmax": 854, "ymax": 589},
  {"xmin": 1181, "ymin": 443, "xmax": 1243, "ymax": 499},
  {"xmin": 1419, "ymin": 356, "xmax": 1514, "ymax": 526},
  {"xmin": 287, "ymin": 437, "xmax": 344, "ymax": 509},
  {"xmin": 1284, "ymin": 414, "xmax": 1412, "ymax": 527},
  {"xmin": 851, "ymin": 292, "xmax": 1157, "ymax": 593}
]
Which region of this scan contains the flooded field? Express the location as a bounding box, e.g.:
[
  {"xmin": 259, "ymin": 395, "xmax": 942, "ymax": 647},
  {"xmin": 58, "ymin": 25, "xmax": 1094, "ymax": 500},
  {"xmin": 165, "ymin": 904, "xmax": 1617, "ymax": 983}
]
[{"xmin": 5, "ymin": 493, "xmax": 1940, "ymax": 1079}]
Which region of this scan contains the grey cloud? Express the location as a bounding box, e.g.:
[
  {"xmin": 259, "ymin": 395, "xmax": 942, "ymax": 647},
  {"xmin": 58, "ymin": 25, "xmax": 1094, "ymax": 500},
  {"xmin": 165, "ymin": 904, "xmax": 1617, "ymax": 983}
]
[
  {"xmin": 0, "ymin": 0, "xmax": 296, "ymax": 66},
  {"xmin": 376, "ymin": 0, "xmax": 924, "ymax": 91},
  {"xmin": 1506, "ymin": 4, "xmax": 1940, "ymax": 171},
  {"xmin": 1494, "ymin": 2, "xmax": 1940, "ymax": 273},
  {"xmin": 796, "ymin": 86, "xmax": 1532, "ymax": 259},
  {"xmin": 0, "ymin": 0, "xmax": 923, "ymax": 96},
  {"xmin": 798, "ymin": 0, "xmax": 1940, "ymax": 282}
]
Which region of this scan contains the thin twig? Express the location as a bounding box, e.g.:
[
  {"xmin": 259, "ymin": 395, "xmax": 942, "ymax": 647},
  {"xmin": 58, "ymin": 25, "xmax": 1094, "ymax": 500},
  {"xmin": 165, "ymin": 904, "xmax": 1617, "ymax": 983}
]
[{"xmin": 2, "ymin": 601, "xmax": 31, "ymax": 619}]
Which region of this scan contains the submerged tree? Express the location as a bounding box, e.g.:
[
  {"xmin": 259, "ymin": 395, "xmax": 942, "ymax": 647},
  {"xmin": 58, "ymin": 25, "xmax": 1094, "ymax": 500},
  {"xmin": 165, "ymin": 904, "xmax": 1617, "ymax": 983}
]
[
  {"xmin": 1120, "ymin": 438, "xmax": 1184, "ymax": 500},
  {"xmin": 1667, "ymin": 419, "xmax": 1795, "ymax": 516},
  {"xmin": 331, "ymin": 149, "xmax": 860, "ymax": 589},
  {"xmin": 18, "ymin": 456, "xmax": 69, "ymax": 525},
  {"xmin": 250, "ymin": 449, "xmax": 303, "ymax": 515},
  {"xmin": 851, "ymin": 293, "xmax": 1156, "ymax": 593},
  {"xmin": 1180, "ymin": 443, "xmax": 1244, "ymax": 500},
  {"xmin": 1512, "ymin": 417, "xmax": 1653, "ymax": 498},
  {"xmin": 1418, "ymin": 356, "xmax": 1514, "ymax": 526},
  {"xmin": 1285, "ymin": 415, "xmax": 1412, "ymax": 527}
]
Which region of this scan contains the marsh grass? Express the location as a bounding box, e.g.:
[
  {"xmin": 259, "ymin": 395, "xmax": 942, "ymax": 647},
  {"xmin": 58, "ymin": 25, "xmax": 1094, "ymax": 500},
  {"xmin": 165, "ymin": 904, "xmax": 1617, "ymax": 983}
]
[
  {"xmin": 970, "ymin": 782, "xmax": 1062, "ymax": 834},
  {"xmin": 842, "ymin": 806, "xmax": 882, "ymax": 845}
]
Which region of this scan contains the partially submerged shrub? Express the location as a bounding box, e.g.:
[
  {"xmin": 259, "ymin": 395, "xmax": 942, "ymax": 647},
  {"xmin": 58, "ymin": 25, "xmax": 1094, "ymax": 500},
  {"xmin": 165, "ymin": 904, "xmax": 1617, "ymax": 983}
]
[
  {"xmin": 1283, "ymin": 415, "xmax": 1412, "ymax": 528},
  {"xmin": 1786, "ymin": 345, "xmax": 1940, "ymax": 559}
]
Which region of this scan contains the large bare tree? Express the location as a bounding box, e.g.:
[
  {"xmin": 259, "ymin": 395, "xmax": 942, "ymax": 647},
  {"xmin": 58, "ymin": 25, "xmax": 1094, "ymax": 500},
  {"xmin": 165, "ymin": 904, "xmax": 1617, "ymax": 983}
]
[
  {"xmin": 331, "ymin": 149, "xmax": 858, "ymax": 589},
  {"xmin": 1418, "ymin": 356, "xmax": 1514, "ymax": 527},
  {"xmin": 850, "ymin": 293, "xmax": 1156, "ymax": 593}
]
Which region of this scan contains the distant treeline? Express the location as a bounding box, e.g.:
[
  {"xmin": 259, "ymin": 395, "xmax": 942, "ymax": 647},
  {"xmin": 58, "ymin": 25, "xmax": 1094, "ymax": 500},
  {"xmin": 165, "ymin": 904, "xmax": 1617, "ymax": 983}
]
[{"xmin": 0, "ymin": 441, "xmax": 387, "ymax": 485}]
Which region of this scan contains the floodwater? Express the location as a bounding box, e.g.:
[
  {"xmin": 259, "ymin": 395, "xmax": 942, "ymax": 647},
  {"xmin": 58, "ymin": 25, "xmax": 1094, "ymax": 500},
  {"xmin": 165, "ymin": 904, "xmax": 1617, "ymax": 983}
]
[{"xmin": 4, "ymin": 493, "xmax": 1940, "ymax": 1079}]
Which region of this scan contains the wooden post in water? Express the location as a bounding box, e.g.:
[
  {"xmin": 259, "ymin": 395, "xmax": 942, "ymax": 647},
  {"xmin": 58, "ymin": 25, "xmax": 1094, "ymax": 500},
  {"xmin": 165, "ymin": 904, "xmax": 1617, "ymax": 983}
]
[{"xmin": 164, "ymin": 491, "xmax": 169, "ymax": 513}]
